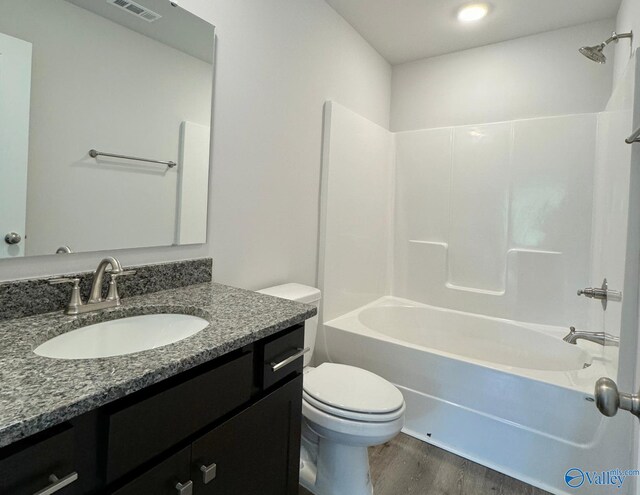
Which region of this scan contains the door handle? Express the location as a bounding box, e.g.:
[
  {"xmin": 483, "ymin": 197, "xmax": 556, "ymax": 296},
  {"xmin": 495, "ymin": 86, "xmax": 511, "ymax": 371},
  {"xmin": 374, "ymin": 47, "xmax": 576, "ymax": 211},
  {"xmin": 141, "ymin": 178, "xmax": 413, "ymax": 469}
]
[
  {"xmin": 4, "ymin": 232, "xmax": 21, "ymax": 245},
  {"xmin": 595, "ymin": 377, "xmax": 640, "ymax": 420}
]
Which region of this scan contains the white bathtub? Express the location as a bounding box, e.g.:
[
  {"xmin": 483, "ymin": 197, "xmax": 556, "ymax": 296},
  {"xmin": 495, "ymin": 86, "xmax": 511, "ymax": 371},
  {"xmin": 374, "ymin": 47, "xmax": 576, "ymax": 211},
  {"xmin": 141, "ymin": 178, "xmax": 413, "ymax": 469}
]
[{"xmin": 318, "ymin": 297, "xmax": 634, "ymax": 495}]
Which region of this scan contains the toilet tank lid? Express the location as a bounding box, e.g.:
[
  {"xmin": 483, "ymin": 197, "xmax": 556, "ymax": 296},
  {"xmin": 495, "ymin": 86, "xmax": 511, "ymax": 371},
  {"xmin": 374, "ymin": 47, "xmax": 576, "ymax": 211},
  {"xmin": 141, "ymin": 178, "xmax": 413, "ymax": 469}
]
[{"xmin": 257, "ymin": 283, "xmax": 321, "ymax": 304}]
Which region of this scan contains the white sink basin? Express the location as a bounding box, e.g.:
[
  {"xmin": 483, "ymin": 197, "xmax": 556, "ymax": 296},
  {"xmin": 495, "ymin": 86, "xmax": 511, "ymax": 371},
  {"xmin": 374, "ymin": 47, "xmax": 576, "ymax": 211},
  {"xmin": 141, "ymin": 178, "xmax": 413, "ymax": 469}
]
[{"xmin": 34, "ymin": 314, "xmax": 209, "ymax": 360}]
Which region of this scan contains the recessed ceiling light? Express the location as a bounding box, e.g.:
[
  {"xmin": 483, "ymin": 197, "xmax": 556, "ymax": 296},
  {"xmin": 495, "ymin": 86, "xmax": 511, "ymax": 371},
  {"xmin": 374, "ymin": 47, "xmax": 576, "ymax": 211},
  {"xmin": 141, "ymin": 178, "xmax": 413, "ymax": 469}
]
[{"xmin": 457, "ymin": 3, "xmax": 489, "ymax": 23}]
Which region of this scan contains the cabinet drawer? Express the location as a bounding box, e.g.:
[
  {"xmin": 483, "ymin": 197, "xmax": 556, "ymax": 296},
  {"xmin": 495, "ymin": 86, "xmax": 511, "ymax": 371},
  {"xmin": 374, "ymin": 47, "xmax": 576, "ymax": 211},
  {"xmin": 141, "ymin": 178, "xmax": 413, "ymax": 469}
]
[
  {"xmin": 261, "ymin": 325, "xmax": 305, "ymax": 389},
  {"xmin": 110, "ymin": 447, "xmax": 191, "ymax": 495},
  {"xmin": 105, "ymin": 352, "xmax": 253, "ymax": 483},
  {"xmin": 0, "ymin": 425, "xmax": 78, "ymax": 495}
]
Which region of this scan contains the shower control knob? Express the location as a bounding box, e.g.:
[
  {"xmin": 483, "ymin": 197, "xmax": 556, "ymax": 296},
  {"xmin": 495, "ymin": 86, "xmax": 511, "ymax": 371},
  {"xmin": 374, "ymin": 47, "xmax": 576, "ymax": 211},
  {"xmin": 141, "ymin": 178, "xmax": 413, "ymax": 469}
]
[
  {"xmin": 577, "ymin": 287, "xmax": 607, "ymax": 300},
  {"xmin": 577, "ymin": 279, "xmax": 622, "ymax": 310},
  {"xmin": 594, "ymin": 377, "xmax": 640, "ymax": 420},
  {"xmin": 4, "ymin": 232, "xmax": 21, "ymax": 245}
]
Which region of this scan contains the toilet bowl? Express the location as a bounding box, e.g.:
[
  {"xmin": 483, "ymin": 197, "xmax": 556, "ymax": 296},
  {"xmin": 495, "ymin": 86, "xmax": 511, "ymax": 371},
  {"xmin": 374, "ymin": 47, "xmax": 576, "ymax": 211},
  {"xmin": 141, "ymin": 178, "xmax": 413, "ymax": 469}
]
[
  {"xmin": 301, "ymin": 363, "xmax": 405, "ymax": 495},
  {"xmin": 257, "ymin": 284, "xmax": 405, "ymax": 495}
]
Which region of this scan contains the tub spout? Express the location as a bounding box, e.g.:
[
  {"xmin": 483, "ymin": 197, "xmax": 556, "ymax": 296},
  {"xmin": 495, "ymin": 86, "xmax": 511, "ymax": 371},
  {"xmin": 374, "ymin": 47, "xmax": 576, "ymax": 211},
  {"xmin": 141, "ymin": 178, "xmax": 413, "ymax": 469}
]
[{"xmin": 563, "ymin": 326, "xmax": 619, "ymax": 347}]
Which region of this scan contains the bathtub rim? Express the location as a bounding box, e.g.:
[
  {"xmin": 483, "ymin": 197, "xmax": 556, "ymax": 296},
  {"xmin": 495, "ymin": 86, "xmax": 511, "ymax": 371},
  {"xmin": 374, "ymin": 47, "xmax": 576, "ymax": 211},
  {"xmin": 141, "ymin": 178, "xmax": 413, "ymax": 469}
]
[{"xmin": 322, "ymin": 296, "xmax": 617, "ymax": 396}]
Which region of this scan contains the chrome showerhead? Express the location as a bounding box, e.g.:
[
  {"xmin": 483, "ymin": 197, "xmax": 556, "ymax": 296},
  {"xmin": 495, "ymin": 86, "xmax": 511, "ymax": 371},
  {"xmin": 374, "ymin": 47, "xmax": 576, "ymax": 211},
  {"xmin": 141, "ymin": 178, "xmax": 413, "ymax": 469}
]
[
  {"xmin": 579, "ymin": 31, "xmax": 633, "ymax": 64},
  {"xmin": 579, "ymin": 44, "xmax": 607, "ymax": 64}
]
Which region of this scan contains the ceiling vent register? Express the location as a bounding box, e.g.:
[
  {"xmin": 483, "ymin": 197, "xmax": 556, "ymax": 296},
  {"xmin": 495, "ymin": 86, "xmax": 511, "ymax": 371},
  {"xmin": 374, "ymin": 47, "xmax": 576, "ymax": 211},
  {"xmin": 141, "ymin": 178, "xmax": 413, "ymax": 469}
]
[{"xmin": 107, "ymin": 0, "xmax": 162, "ymax": 22}]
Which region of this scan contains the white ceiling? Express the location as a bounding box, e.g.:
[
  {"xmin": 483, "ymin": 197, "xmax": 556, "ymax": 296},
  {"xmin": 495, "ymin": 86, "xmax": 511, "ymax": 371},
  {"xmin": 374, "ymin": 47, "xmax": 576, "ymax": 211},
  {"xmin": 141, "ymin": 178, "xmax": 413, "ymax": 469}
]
[{"xmin": 325, "ymin": 0, "xmax": 622, "ymax": 65}]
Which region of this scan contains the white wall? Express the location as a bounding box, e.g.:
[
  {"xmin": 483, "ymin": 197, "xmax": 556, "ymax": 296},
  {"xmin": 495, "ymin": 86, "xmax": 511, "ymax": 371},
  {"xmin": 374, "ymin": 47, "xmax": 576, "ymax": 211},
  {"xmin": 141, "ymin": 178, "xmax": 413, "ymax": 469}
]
[
  {"xmin": 201, "ymin": 0, "xmax": 391, "ymax": 290},
  {"xmin": 391, "ymin": 20, "xmax": 615, "ymax": 132},
  {"xmin": 318, "ymin": 102, "xmax": 394, "ymax": 321},
  {"xmin": 614, "ymin": 0, "xmax": 640, "ymax": 87},
  {"xmin": 0, "ymin": 0, "xmax": 212, "ymax": 257},
  {"xmin": 0, "ymin": 0, "xmax": 391, "ymax": 283}
]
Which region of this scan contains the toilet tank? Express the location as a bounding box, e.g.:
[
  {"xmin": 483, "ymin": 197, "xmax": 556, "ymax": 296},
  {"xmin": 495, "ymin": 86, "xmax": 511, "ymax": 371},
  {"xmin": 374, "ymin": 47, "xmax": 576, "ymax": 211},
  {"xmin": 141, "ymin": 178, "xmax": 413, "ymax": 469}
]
[{"xmin": 257, "ymin": 283, "xmax": 321, "ymax": 367}]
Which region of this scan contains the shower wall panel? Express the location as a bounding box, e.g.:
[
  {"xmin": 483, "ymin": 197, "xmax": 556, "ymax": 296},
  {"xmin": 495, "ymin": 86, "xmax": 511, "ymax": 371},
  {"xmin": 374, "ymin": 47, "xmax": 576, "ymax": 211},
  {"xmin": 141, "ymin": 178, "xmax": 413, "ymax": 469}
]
[
  {"xmin": 394, "ymin": 113, "xmax": 598, "ymax": 327},
  {"xmin": 589, "ymin": 58, "xmax": 635, "ymax": 339},
  {"xmin": 448, "ymin": 123, "xmax": 511, "ymax": 293},
  {"xmin": 319, "ymin": 102, "xmax": 395, "ymax": 322}
]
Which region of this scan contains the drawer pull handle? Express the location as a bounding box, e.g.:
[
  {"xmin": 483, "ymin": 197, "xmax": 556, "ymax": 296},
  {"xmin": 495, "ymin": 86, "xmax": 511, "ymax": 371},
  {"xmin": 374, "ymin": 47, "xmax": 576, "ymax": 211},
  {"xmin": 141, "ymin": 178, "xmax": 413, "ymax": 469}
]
[
  {"xmin": 175, "ymin": 480, "xmax": 193, "ymax": 495},
  {"xmin": 200, "ymin": 462, "xmax": 217, "ymax": 484},
  {"xmin": 34, "ymin": 472, "xmax": 79, "ymax": 495},
  {"xmin": 270, "ymin": 347, "xmax": 310, "ymax": 372}
]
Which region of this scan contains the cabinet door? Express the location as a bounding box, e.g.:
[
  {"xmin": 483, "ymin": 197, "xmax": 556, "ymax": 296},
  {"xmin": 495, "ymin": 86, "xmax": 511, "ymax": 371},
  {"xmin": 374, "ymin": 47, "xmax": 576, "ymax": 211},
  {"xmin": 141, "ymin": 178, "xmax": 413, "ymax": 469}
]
[
  {"xmin": 110, "ymin": 447, "xmax": 191, "ymax": 495},
  {"xmin": 191, "ymin": 374, "xmax": 303, "ymax": 495},
  {"xmin": 0, "ymin": 425, "xmax": 78, "ymax": 495}
]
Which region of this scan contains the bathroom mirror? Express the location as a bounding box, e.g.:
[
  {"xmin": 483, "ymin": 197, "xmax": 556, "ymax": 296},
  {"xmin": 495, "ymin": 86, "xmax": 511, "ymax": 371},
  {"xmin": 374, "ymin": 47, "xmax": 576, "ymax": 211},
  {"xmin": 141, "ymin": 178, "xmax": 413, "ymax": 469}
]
[{"xmin": 0, "ymin": 0, "xmax": 214, "ymax": 258}]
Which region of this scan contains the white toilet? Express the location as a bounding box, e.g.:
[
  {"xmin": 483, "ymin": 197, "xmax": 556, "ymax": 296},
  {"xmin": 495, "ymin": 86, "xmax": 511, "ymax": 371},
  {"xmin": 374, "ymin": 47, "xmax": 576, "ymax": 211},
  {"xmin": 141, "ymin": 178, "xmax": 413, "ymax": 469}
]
[{"xmin": 257, "ymin": 284, "xmax": 405, "ymax": 495}]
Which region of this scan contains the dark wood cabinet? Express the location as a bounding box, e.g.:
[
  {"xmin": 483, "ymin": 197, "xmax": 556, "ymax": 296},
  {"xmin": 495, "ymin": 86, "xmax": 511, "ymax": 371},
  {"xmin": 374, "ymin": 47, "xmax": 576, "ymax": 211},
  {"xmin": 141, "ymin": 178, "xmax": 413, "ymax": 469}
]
[
  {"xmin": 110, "ymin": 374, "xmax": 302, "ymax": 495},
  {"xmin": 191, "ymin": 374, "xmax": 302, "ymax": 495},
  {"xmin": 0, "ymin": 324, "xmax": 305, "ymax": 495},
  {"xmin": 110, "ymin": 447, "xmax": 191, "ymax": 495},
  {"xmin": 0, "ymin": 425, "xmax": 78, "ymax": 495},
  {"xmin": 105, "ymin": 352, "xmax": 253, "ymax": 483}
]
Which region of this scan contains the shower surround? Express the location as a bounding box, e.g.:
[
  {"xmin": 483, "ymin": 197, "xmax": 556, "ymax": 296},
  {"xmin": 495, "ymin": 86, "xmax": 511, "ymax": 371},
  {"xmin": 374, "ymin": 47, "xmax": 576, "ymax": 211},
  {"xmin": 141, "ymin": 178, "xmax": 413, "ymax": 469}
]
[
  {"xmin": 394, "ymin": 114, "xmax": 596, "ymax": 328},
  {"xmin": 317, "ymin": 72, "xmax": 634, "ymax": 493},
  {"xmin": 319, "ymin": 101, "xmax": 627, "ymax": 328}
]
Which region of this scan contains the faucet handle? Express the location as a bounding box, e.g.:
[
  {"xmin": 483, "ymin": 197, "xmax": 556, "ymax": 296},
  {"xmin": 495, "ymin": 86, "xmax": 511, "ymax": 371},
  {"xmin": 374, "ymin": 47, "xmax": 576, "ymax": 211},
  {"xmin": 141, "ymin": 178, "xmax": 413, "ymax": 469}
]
[
  {"xmin": 108, "ymin": 269, "xmax": 137, "ymax": 282},
  {"xmin": 49, "ymin": 277, "xmax": 80, "ymax": 286},
  {"xmin": 49, "ymin": 278, "xmax": 84, "ymax": 314},
  {"xmin": 114, "ymin": 269, "xmax": 137, "ymax": 277},
  {"xmin": 106, "ymin": 270, "xmax": 136, "ymax": 302}
]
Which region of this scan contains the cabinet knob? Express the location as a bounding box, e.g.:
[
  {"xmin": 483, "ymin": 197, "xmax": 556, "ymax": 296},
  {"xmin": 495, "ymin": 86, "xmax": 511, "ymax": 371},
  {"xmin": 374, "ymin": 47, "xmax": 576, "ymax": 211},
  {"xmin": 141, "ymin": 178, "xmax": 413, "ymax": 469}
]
[
  {"xmin": 200, "ymin": 462, "xmax": 217, "ymax": 484},
  {"xmin": 175, "ymin": 480, "xmax": 193, "ymax": 495}
]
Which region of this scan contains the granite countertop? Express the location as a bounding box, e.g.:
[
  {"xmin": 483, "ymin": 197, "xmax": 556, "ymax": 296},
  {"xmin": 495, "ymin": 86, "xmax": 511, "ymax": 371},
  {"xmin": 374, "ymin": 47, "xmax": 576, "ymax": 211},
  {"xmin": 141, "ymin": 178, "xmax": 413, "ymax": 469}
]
[{"xmin": 0, "ymin": 282, "xmax": 316, "ymax": 449}]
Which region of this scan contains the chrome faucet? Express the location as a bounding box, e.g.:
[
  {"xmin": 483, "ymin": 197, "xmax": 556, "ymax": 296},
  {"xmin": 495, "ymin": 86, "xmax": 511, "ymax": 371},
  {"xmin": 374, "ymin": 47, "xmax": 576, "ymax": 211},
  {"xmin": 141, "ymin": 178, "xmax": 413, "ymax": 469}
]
[
  {"xmin": 563, "ymin": 326, "xmax": 620, "ymax": 347},
  {"xmin": 49, "ymin": 257, "xmax": 136, "ymax": 315}
]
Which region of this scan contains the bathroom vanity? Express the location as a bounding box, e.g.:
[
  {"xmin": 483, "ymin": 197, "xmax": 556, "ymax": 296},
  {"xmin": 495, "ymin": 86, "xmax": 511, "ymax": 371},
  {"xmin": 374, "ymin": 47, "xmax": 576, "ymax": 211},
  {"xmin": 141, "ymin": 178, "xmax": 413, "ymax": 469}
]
[{"xmin": 0, "ymin": 273, "xmax": 316, "ymax": 495}]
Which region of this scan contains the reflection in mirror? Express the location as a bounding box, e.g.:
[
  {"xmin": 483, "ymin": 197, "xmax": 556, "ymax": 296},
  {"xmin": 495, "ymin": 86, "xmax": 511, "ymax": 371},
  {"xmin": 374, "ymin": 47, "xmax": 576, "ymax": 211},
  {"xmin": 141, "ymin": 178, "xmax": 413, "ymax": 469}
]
[{"xmin": 0, "ymin": 0, "xmax": 215, "ymax": 258}]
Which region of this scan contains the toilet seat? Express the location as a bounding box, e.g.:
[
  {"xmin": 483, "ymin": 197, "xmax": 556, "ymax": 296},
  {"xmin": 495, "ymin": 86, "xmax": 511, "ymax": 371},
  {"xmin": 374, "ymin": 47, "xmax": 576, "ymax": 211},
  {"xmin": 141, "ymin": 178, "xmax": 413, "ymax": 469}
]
[
  {"xmin": 303, "ymin": 363, "xmax": 405, "ymax": 422},
  {"xmin": 303, "ymin": 391, "xmax": 404, "ymax": 422}
]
